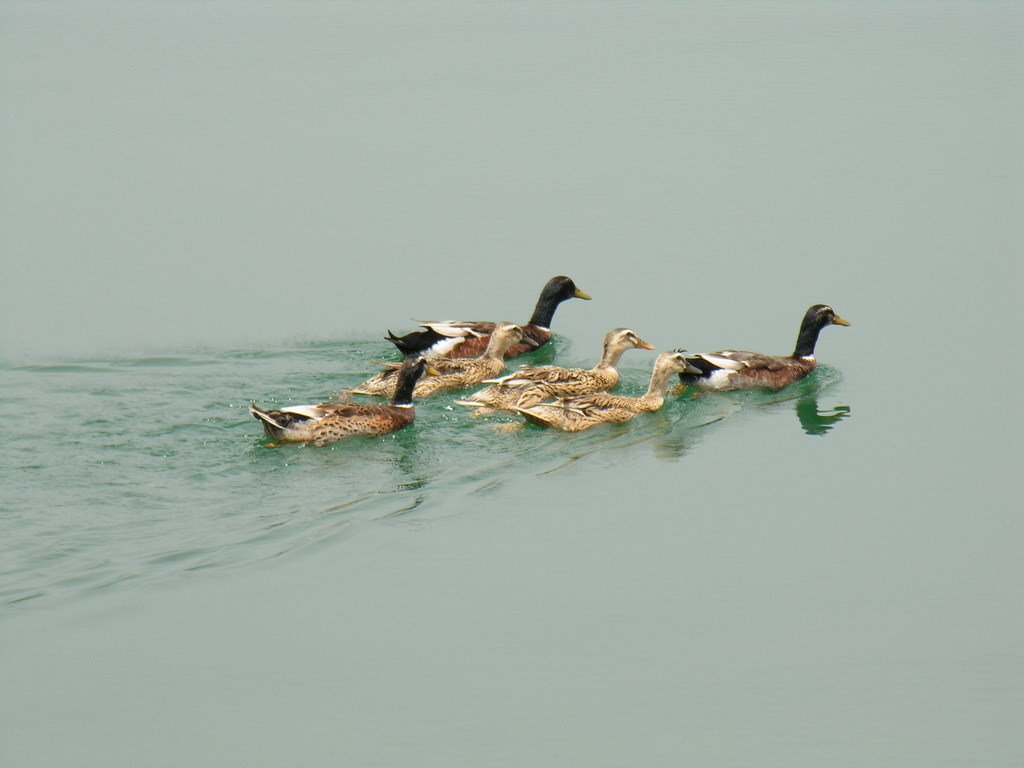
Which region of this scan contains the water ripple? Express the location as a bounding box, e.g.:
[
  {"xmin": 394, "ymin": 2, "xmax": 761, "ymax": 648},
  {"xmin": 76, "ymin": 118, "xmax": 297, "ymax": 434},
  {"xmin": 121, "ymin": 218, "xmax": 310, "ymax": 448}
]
[{"xmin": 0, "ymin": 341, "xmax": 848, "ymax": 610}]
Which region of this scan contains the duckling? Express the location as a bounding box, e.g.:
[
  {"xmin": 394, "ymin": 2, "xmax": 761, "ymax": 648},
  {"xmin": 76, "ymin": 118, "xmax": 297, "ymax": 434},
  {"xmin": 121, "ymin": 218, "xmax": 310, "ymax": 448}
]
[
  {"xmin": 249, "ymin": 356, "xmax": 436, "ymax": 446},
  {"xmin": 454, "ymin": 328, "xmax": 654, "ymax": 413},
  {"xmin": 679, "ymin": 304, "xmax": 850, "ymax": 391},
  {"xmin": 353, "ymin": 323, "xmax": 524, "ymax": 398},
  {"xmin": 514, "ymin": 350, "xmax": 702, "ymax": 432},
  {"xmin": 384, "ymin": 276, "xmax": 591, "ymax": 359}
]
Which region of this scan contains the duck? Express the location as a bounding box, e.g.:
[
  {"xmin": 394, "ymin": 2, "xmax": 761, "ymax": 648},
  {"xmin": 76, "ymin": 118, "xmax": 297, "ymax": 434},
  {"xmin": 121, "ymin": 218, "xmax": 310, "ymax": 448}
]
[
  {"xmin": 249, "ymin": 356, "xmax": 437, "ymax": 446},
  {"xmin": 384, "ymin": 275, "xmax": 591, "ymax": 359},
  {"xmin": 678, "ymin": 304, "xmax": 850, "ymax": 391},
  {"xmin": 454, "ymin": 328, "xmax": 654, "ymax": 413},
  {"xmin": 353, "ymin": 323, "xmax": 524, "ymax": 398},
  {"xmin": 514, "ymin": 350, "xmax": 703, "ymax": 432}
]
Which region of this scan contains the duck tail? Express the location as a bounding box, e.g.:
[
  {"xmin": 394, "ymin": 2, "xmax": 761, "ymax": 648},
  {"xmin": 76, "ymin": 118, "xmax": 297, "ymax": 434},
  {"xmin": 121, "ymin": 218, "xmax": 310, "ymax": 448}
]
[
  {"xmin": 384, "ymin": 331, "xmax": 415, "ymax": 355},
  {"xmin": 249, "ymin": 404, "xmax": 286, "ymax": 439},
  {"xmin": 677, "ymin": 355, "xmax": 717, "ymax": 385},
  {"xmin": 384, "ymin": 328, "xmax": 446, "ymax": 355},
  {"xmin": 514, "ymin": 405, "xmax": 555, "ymax": 428}
]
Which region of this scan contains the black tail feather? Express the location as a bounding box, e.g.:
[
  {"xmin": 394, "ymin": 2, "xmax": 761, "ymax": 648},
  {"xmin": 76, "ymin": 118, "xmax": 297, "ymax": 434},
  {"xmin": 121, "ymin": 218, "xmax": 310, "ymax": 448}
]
[
  {"xmin": 677, "ymin": 356, "xmax": 717, "ymax": 385},
  {"xmin": 384, "ymin": 328, "xmax": 447, "ymax": 355}
]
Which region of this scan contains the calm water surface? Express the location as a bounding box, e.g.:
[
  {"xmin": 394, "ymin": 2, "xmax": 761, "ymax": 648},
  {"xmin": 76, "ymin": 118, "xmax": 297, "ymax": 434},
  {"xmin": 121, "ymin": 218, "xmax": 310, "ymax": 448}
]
[{"xmin": 1, "ymin": 2, "xmax": 1021, "ymax": 766}]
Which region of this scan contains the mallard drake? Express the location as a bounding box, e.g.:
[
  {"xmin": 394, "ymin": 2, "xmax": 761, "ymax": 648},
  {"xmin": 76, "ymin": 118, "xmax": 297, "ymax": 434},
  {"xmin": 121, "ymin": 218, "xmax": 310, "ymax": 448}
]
[
  {"xmin": 454, "ymin": 328, "xmax": 654, "ymax": 413},
  {"xmin": 353, "ymin": 323, "xmax": 524, "ymax": 398},
  {"xmin": 249, "ymin": 356, "xmax": 437, "ymax": 446},
  {"xmin": 384, "ymin": 275, "xmax": 591, "ymax": 359},
  {"xmin": 679, "ymin": 304, "xmax": 850, "ymax": 391},
  {"xmin": 515, "ymin": 351, "xmax": 702, "ymax": 432}
]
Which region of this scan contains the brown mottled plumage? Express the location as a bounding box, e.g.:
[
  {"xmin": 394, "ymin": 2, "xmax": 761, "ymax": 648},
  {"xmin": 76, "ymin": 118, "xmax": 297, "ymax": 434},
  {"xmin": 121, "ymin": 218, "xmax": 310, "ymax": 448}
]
[
  {"xmin": 353, "ymin": 323, "xmax": 524, "ymax": 398},
  {"xmin": 249, "ymin": 356, "xmax": 435, "ymax": 446},
  {"xmin": 384, "ymin": 276, "xmax": 591, "ymax": 359},
  {"xmin": 453, "ymin": 328, "xmax": 654, "ymax": 413},
  {"xmin": 514, "ymin": 351, "xmax": 701, "ymax": 432},
  {"xmin": 679, "ymin": 304, "xmax": 850, "ymax": 392}
]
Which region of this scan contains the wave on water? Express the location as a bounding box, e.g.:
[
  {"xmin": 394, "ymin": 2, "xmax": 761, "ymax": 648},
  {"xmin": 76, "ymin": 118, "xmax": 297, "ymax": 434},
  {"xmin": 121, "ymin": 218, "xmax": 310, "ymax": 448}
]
[{"xmin": 0, "ymin": 340, "xmax": 849, "ymax": 610}]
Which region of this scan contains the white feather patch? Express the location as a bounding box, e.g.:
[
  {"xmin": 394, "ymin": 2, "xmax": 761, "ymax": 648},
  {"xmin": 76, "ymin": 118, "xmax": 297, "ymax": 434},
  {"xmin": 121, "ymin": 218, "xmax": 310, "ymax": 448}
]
[
  {"xmin": 481, "ymin": 371, "xmax": 520, "ymax": 385},
  {"xmin": 698, "ymin": 353, "xmax": 745, "ymax": 371},
  {"xmin": 701, "ymin": 369, "xmax": 737, "ymax": 390},
  {"xmin": 419, "ymin": 321, "xmax": 485, "ymax": 338},
  {"xmin": 423, "ymin": 336, "xmax": 465, "ymax": 357},
  {"xmin": 278, "ymin": 405, "xmax": 326, "ymax": 420}
]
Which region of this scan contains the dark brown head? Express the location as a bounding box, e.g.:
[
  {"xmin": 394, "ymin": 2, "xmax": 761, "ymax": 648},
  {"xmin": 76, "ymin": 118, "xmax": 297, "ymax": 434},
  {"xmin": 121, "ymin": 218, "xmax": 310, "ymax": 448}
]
[
  {"xmin": 529, "ymin": 276, "xmax": 592, "ymax": 328},
  {"xmin": 804, "ymin": 304, "xmax": 850, "ymax": 329},
  {"xmin": 794, "ymin": 305, "xmax": 850, "ymax": 358}
]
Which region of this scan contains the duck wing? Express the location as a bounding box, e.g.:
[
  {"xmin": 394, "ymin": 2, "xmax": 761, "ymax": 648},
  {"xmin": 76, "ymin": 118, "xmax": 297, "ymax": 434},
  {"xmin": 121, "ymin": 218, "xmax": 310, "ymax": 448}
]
[
  {"xmin": 417, "ymin": 321, "xmax": 493, "ymax": 338},
  {"xmin": 697, "ymin": 351, "xmax": 788, "ymax": 372},
  {"xmin": 485, "ymin": 365, "xmax": 585, "ymax": 387}
]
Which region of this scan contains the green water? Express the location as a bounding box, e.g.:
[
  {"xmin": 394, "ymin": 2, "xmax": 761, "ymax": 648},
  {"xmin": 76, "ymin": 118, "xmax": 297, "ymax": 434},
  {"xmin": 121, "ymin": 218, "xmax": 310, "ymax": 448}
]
[
  {"xmin": 2, "ymin": 1, "xmax": 1021, "ymax": 766},
  {"xmin": 0, "ymin": 341, "xmax": 846, "ymax": 609}
]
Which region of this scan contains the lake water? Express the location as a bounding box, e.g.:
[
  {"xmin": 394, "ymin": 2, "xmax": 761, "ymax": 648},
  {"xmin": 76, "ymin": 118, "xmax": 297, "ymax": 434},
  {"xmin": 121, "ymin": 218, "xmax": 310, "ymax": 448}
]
[{"xmin": 1, "ymin": 2, "xmax": 1021, "ymax": 766}]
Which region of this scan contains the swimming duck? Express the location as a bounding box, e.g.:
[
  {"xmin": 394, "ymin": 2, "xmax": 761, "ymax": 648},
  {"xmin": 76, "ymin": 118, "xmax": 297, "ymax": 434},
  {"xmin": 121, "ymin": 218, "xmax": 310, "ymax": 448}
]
[
  {"xmin": 454, "ymin": 328, "xmax": 654, "ymax": 413},
  {"xmin": 353, "ymin": 323, "xmax": 524, "ymax": 398},
  {"xmin": 515, "ymin": 351, "xmax": 702, "ymax": 432},
  {"xmin": 679, "ymin": 304, "xmax": 850, "ymax": 391},
  {"xmin": 249, "ymin": 356, "xmax": 436, "ymax": 446},
  {"xmin": 384, "ymin": 275, "xmax": 591, "ymax": 359}
]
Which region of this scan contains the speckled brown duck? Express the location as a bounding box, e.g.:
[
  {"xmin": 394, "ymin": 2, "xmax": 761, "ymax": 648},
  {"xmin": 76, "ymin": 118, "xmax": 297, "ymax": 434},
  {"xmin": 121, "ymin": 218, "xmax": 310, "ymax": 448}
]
[
  {"xmin": 249, "ymin": 356, "xmax": 437, "ymax": 446},
  {"xmin": 514, "ymin": 350, "xmax": 701, "ymax": 432},
  {"xmin": 453, "ymin": 327, "xmax": 654, "ymax": 413}
]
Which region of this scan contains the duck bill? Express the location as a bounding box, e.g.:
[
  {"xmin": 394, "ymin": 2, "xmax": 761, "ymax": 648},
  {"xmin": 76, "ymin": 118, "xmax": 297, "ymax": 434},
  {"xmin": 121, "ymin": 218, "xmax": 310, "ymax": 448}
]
[
  {"xmin": 832, "ymin": 315, "xmax": 851, "ymax": 327},
  {"xmin": 684, "ymin": 362, "xmax": 703, "ymax": 375},
  {"xmin": 425, "ymin": 365, "xmax": 442, "ymax": 376},
  {"xmin": 573, "ymin": 288, "xmax": 593, "ymax": 300},
  {"xmin": 636, "ymin": 339, "xmax": 655, "ymax": 350}
]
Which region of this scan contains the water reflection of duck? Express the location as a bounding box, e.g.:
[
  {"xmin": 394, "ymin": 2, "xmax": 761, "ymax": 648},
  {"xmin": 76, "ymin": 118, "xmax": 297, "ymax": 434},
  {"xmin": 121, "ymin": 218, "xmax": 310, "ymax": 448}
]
[
  {"xmin": 795, "ymin": 394, "xmax": 851, "ymax": 436},
  {"xmin": 384, "ymin": 276, "xmax": 591, "ymax": 359},
  {"xmin": 249, "ymin": 356, "xmax": 437, "ymax": 446},
  {"xmin": 679, "ymin": 304, "xmax": 850, "ymax": 391}
]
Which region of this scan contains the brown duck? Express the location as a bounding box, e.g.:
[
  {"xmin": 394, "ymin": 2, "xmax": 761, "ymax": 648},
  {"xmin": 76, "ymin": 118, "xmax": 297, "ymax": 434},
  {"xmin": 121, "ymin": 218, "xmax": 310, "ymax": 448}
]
[
  {"xmin": 384, "ymin": 276, "xmax": 591, "ymax": 359},
  {"xmin": 679, "ymin": 304, "xmax": 850, "ymax": 391},
  {"xmin": 453, "ymin": 328, "xmax": 654, "ymax": 413},
  {"xmin": 516, "ymin": 350, "xmax": 704, "ymax": 432},
  {"xmin": 249, "ymin": 356, "xmax": 436, "ymax": 446}
]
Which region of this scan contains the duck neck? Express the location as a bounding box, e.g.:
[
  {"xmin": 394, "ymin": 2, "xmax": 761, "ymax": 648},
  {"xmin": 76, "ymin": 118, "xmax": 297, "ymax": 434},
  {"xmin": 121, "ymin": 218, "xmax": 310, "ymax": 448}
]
[
  {"xmin": 633, "ymin": 365, "xmax": 674, "ymax": 409},
  {"xmin": 643, "ymin": 364, "xmax": 676, "ymax": 400},
  {"xmin": 596, "ymin": 343, "xmax": 627, "ymax": 370},
  {"xmin": 528, "ymin": 292, "xmax": 562, "ymax": 329},
  {"xmin": 483, "ymin": 336, "xmax": 510, "ymax": 360},
  {"xmin": 391, "ymin": 368, "xmax": 419, "ymax": 406},
  {"xmin": 793, "ymin": 319, "xmax": 825, "ymax": 359}
]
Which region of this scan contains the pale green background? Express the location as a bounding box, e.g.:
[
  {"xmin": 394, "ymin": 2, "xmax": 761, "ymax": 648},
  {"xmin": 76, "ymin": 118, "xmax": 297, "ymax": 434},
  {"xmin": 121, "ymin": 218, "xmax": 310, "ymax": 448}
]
[{"xmin": 1, "ymin": 2, "xmax": 1021, "ymax": 766}]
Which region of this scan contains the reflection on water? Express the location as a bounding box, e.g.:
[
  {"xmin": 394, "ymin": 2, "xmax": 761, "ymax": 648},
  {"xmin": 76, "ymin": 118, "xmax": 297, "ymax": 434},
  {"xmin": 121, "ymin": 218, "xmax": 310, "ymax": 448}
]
[
  {"xmin": 796, "ymin": 396, "xmax": 851, "ymax": 436},
  {"xmin": 649, "ymin": 368, "xmax": 849, "ymax": 460}
]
